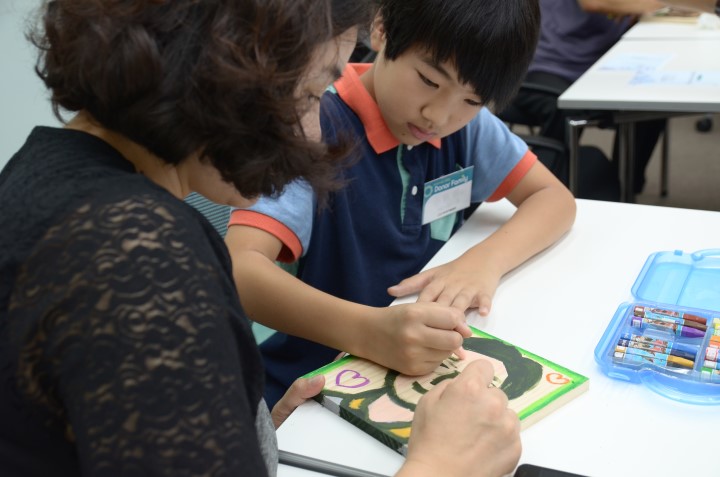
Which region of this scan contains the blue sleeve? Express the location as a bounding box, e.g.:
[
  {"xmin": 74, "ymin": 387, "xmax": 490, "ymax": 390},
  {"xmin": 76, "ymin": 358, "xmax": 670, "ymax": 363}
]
[
  {"xmin": 241, "ymin": 179, "xmax": 316, "ymax": 256},
  {"xmin": 464, "ymin": 107, "xmax": 531, "ymax": 202}
]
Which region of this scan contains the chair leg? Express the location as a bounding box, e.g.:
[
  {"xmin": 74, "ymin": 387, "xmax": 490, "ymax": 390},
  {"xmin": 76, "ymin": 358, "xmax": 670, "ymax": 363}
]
[{"xmin": 660, "ymin": 127, "xmax": 669, "ymax": 197}]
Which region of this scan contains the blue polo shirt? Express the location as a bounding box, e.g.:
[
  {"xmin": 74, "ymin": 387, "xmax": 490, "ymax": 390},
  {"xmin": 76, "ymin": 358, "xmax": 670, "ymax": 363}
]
[{"xmin": 230, "ymin": 64, "xmax": 535, "ymax": 407}]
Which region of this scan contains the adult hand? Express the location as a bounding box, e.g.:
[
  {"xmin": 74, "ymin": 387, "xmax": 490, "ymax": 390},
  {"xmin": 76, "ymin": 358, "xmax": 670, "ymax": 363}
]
[
  {"xmin": 271, "ymin": 375, "xmax": 325, "ymax": 428},
  {"xmin": 398, "ymin": 360, "xmax": 521, "ymax": 477},
  {"xmin": 387, "ymin": 257, "xmax": 502, "ymax": 316}
]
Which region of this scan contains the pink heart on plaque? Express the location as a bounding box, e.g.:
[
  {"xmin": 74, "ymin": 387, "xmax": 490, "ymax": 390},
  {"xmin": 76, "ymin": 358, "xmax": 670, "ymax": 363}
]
[{"xmin": 335, "ymin": 369, "xmax": 370, "ymax": 388}]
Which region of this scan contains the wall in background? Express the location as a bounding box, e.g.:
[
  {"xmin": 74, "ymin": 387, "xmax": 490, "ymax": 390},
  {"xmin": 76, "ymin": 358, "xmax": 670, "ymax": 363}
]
[{"xmin": 1, "ymin": 0, "xmax": 60, "ymax": 169}]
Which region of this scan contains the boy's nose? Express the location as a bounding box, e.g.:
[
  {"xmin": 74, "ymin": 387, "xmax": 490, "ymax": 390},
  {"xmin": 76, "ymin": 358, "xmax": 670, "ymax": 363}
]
[{"xmin": 421, "ymin": 101, "xmax": 451, "ymax": 130}]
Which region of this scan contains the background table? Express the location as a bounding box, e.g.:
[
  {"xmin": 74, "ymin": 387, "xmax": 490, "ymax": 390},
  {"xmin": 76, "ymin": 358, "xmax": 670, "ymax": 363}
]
[
  {"xmin": 558, "ymin": 38, "xmax": 720, "ymax": 202},
  {"xmin": 277, "ymin": 199, "xmax": 720, "ymax": 477},
  {"xmin": 622, "ymin": 13, "xmax": 720, "ymax": 40}
]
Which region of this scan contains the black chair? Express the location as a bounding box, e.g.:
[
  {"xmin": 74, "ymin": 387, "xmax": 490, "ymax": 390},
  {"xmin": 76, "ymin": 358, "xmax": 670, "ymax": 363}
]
[
  {"xmin": 520, "ymin": 134, "xmax": 620, "ymax": 202},
  {"xmin": 499, "ymin": 81, "xmax": 669, "ymax": 198},
  {"xmin": 696, "ymin": 114, "xmax": 713, "ymax": 133},
  {"xmin": 497, "ymin": 81, "xmax": 568, "ymax": 136}
]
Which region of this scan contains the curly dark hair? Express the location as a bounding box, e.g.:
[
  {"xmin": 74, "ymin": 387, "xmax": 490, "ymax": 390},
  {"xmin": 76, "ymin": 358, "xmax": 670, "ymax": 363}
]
[{"xmin": 29, "ymin": 0, "xmax": 374, "ymax": 199}]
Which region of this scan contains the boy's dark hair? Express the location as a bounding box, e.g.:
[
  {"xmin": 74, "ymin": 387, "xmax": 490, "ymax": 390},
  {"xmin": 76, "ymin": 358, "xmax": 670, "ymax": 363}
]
[
  {"xmin": 30, "ymin": 0, "xmax": 373, "ymax": 199},
  {"xmin": 377, "ymin": 0, "xmax": 540, "ymax": 112}
]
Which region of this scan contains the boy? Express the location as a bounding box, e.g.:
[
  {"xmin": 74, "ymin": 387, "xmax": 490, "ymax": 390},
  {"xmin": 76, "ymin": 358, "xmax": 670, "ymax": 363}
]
[{"xmin": 226, "ymin": 0, "xmax": 576, "ymax": 407}]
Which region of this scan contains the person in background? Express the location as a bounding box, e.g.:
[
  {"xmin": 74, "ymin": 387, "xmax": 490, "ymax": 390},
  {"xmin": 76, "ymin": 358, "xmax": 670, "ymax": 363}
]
[
  {"xmin": 584, "ymin": 0, "xmax": 718, "ymax": 14},
  {"xmin": 226, "ymin": 0, "xmax": 576, "ymax": 408},
  {"xmin": 503, "ymin": 0, "xmax": 673, "ymax": 195},
  {"xmin": 0, "ymin": 0, "xmax": 521, "ymax": 476}
]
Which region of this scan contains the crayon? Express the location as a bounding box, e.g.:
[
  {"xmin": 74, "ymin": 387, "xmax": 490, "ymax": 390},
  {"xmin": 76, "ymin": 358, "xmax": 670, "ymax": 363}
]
[
  {"xmin": 616, "ymin": 337, "xmax": 696, "ymax": 361},
  {"xmin": 707, "ymin": 347, "xmax": 719, "ymax": 362},
  {"xmin": 632, "ymin": 309, "xmax": 707, "ymax": 331},
  {"xmin": 714, "ymin": 317, "xmax": 720, "ymax": 329},
  {"xmin": 700, "ymin": 368, "xmax": 720, "ymax": 382},
  {"xmin": 633, "ymin": 307, "xmax": 707, "ymax": 331},
  {"xmin": 619, "ymin": 332, "xmax": 697, "ymax": 355},
  {"xmin": 703, "ymin": 360, "xmax": 720, "ymax": 370},
  {"xmin": 614, "ymin": 347, "xmax": 695, "ymax": 369},
  {"xmin": 615, "ymin": 345, "xmax": 695, "ymax": 368},
  {"xmin": 630, "ymin": 316, "xmax": 705, "ymax": 339},
  {"xmin": 634, "ymin": 305, "xmax": 707, "ymax": 325}
]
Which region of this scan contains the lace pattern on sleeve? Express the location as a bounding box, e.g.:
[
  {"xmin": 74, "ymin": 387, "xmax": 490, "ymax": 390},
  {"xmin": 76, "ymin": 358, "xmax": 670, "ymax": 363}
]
[{"xmin": 9, "ymin": 193, "xmax": 268, "ymax": 476}]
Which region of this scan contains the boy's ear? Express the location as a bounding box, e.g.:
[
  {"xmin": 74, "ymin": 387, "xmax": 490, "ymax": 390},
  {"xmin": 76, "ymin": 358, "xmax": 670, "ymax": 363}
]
[{"xmin": 368, "ymin": 13, "xmax": 386, "ymax": 52}]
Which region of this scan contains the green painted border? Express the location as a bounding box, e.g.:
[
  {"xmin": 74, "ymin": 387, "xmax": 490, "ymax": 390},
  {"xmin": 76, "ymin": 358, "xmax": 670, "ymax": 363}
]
[
  {"xmin": 304, "ymin": 325, "xmax": 589, "ymax": 427},
  {"xmin": 302, "ymin": 354, "xmax": 354, "ymax": 378}
]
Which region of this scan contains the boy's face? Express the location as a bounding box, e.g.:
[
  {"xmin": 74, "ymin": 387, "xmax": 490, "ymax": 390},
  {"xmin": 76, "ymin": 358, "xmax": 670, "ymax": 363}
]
[{"xmin": 360, "ymin": 43, "xmax": 483, "ymax": 146}]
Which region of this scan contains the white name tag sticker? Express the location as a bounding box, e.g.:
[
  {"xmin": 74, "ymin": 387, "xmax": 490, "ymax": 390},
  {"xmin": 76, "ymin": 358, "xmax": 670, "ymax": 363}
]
[{"xmin": 422, "ymin": 166, "xmax": 474, "ymax": 225}]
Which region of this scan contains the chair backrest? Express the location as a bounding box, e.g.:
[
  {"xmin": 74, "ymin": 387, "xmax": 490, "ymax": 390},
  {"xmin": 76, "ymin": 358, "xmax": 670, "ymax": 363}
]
[
  {"xmin": 520, "ymin": 134, "xmax": 619, "ymax": 202},
  {"xmin": 496, "ymin": 81, "xmax": 566, "ymax": 132}
]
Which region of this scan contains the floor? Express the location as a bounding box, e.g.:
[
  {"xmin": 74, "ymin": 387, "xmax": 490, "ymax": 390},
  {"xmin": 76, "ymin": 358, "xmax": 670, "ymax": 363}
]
[{"xmin": 583, "ymin": 113, "xmax": 720, "ymax": 211}]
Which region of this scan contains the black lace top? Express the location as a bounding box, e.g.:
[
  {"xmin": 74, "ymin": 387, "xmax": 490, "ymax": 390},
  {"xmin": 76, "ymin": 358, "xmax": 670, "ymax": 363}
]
[{"xmin": 0, "ymin": 127, "xmax": 269, "ymax": 476}]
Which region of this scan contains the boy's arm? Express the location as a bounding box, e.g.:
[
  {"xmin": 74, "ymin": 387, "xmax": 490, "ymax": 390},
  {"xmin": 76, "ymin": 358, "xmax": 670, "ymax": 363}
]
[
  {"xmin": 389, "ymin": 161, "xmax": 576, "ymax": 314},
  {"xmin": 659, "ymin": 0, "xmax": 716, "ymax": 12},
  {"xmin": 225, "ymin": 224, "xmax": 470, "ymax": 375},
  {"xmin": 578, "ymin": 0, "xmax": 664, "ymax": 14}
]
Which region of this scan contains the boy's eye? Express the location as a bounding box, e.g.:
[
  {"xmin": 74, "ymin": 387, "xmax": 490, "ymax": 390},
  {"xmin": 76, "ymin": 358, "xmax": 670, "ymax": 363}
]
[
  {"xmin": 417, "ymin": 72, "xmax": 438, "ymax": 88},
  {"xmin": 465, "ymin": 99, "xmax": 482, "ymax": 107}
]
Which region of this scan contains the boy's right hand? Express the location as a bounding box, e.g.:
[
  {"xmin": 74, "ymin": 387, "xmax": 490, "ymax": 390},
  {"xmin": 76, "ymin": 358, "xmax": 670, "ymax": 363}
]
[
  {"xmin": 364, "ymin": 303, "xmax": 471, "ymax": 376},
  {"xmin": 398, "ymin": 360, "xmax": 522, "ymax": 477}
]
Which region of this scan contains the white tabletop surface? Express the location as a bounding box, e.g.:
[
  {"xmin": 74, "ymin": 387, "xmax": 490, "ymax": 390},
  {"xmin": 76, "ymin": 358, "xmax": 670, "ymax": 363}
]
[
  {"xmin": 623, "ymin": 15, "xmax": 720, "ymax": 40},
  {"xmin": 558, "ymin": 38, "xmax": 720, "ymax": 112},
  {"xmin": 277, "ymin": 199, "xmax": 720, "ymax": 477}
]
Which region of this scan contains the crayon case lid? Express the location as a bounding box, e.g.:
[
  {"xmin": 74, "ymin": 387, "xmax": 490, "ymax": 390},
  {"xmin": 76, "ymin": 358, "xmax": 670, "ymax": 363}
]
[
  {"xmin": 631, "ymin": 249, "xmax": 720, "ymax": 309},
  {"xmin": 594, "ymin": 249, "xmax": 720, "ymax": 405}
]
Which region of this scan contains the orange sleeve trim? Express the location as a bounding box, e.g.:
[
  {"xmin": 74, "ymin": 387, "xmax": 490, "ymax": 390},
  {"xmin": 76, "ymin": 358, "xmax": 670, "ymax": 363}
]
[
  {"xmin": 334, "ymin": 64, "xmax": 441, "ymax": 153},
  {"xmin": 486, "ymin": 150, "xmax": 538, "ymax": 202},
  {"xmin": 228, "ymin": 210, "xmax": 302, "ymax": 263}
]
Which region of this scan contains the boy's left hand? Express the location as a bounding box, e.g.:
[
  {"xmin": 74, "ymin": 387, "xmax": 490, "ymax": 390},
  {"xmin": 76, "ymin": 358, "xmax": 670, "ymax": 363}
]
[{"xmin": 387, "ymin": 259, "xmax": 500, "ymax": 315}]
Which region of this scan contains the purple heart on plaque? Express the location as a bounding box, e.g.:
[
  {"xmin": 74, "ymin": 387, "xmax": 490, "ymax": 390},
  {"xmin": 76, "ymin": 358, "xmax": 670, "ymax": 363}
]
[{"xmin": 335, "ymin": 369, "xmax": 370, "ymax": 388}]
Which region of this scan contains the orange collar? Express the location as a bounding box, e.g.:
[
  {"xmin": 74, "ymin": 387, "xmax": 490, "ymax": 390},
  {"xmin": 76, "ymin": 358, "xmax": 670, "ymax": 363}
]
[{"xmin": 334, "ymin": 63, "xmax": 441, "ymax": 154}]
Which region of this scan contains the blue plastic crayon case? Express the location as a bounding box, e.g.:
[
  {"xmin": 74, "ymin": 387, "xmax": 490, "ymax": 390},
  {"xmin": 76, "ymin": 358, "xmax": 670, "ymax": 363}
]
[{"xmin": 594, "ymin": 249, "xmax": 720, "ymax": 405}]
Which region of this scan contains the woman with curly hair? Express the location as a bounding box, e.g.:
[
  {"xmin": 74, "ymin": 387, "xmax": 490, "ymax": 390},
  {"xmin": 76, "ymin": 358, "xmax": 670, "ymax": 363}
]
[
  {"xmin": 0, "ymin": 1, "xmax": 371, "ymax": 475},
  {"xmin": 0, "ymin": 1, "xmax": 521, "ymax": 476}
]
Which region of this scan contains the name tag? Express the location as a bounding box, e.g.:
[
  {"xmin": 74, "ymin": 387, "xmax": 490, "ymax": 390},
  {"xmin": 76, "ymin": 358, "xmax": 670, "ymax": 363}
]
[{"xmin": 422, "ymin": 166, "xmax": 474, "ymax": 225}]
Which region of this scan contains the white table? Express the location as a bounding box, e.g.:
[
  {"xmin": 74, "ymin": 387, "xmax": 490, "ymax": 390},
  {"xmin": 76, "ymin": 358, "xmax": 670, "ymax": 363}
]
[
  {"xmin": 622, "ymin": 14, "xmax": 720, "ymax": 40},
  {"xmin": 277, "ymin": 199, "xmax": 720, "ymax": 477},
  {"xmin": 558, "ymin": 38, "xmax": 720, "ymax": 202}
]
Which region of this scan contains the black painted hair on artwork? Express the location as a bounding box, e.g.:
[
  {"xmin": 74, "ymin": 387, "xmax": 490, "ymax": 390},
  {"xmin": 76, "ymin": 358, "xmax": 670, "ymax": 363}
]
[{"xmin": 463, "ymin": 337, "xmax": 542, "ymax": 400}]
